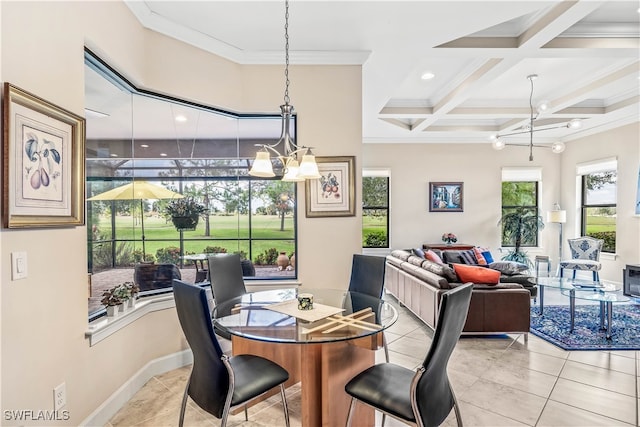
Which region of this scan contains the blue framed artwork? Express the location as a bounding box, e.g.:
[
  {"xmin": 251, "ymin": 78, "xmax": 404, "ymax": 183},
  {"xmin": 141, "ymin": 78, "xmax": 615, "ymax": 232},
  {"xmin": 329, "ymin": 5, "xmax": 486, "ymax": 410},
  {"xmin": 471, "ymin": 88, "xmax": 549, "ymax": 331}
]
[{"xmin": 429, "ymin": 182, "xmax": 463, "ymax": 212}]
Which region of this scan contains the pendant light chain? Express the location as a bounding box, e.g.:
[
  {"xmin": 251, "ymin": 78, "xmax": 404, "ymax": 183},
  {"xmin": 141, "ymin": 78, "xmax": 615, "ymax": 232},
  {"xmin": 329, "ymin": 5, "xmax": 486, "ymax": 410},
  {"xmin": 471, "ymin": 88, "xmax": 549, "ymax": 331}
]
[
  {"xmin": 529, "ymin": 75, "xmax": 535, "ymax": 162},
  {"xmin": 283, "ymin": 0, "xmax": 290, "ymax": 106}
]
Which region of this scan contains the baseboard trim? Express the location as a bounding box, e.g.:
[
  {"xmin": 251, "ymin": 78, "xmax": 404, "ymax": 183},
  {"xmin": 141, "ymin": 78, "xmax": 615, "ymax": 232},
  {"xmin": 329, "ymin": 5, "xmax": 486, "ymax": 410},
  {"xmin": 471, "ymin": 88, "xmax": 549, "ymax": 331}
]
[{"xmin": 79, "ymin": 349, "xmax": 193, "ymax": 427}]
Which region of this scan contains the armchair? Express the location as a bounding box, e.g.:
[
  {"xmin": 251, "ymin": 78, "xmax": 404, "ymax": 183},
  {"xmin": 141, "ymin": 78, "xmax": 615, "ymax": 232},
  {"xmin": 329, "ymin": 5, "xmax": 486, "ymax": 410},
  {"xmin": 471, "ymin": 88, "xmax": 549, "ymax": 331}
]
[{"xmin": 559, "ymin": 236, "xmax": 604, "ymax": 281}]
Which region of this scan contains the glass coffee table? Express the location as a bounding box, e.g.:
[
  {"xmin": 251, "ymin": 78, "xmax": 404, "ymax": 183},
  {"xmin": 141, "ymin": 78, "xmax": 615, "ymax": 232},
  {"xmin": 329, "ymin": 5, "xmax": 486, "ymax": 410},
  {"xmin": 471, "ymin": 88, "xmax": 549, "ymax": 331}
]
[
  {"xmin": 534, "ymin": 277, "xmax": 615, "ymax": 316},
  {"xmin": 560, "ymin": 288, "xmax": 630, "ymax": 339}
]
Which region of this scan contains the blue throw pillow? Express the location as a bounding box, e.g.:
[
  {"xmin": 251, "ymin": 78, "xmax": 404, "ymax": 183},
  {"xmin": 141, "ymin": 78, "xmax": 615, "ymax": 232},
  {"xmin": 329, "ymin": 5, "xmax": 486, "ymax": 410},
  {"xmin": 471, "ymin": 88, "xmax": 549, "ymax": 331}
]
[
  {"xmin": 481, "ymin": 251, "xmax": 494, "ymax": 264},
  {"xmin": 412, "ymin": 248, "xmax": 425, "ymax": 258}
]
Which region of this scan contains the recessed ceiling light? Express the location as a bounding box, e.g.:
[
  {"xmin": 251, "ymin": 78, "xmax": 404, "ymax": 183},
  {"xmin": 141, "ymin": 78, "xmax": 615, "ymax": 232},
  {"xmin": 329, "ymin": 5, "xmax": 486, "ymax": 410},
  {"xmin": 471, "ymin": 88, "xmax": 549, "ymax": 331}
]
[
  {"xmin": 175, "ymin": 115, "xmax": 187, "ymax": 122},
  {"xmin": 110, "ymin": 153, "xmax": 118, "ymax": 157},
  {"xmin": 160, "ymin": 153, "xmax": 167, "ymax": 157},
  {"xmin": 421, "ymin": 71, "xmax": 435, "ymax": 80},
  {"xmin": 140, "ymin": 144, "xmax": 149, "ymax": 148}
]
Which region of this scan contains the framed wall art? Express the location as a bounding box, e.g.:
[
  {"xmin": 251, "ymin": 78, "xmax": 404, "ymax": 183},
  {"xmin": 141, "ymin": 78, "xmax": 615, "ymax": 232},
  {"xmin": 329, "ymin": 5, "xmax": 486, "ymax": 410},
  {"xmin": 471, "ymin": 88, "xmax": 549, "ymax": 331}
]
[
  {"xmin": 305, "ymin": 156, "xmax": 355, "ymax": 217},
  {"xmin": 2, "ymin": 83, "xmax": 85, "ymax": 228},
  {"xmin": 429, "ymin": 182, "xmax": 463, "ymax": 212}
]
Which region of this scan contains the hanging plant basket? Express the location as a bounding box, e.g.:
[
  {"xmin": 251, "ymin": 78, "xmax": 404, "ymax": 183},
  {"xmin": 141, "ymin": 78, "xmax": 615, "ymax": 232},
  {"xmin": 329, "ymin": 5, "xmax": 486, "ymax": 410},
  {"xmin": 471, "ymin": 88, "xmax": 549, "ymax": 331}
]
[{"xmin": 172, "ymin": 215, "xmax": 199, "ymax": 231}]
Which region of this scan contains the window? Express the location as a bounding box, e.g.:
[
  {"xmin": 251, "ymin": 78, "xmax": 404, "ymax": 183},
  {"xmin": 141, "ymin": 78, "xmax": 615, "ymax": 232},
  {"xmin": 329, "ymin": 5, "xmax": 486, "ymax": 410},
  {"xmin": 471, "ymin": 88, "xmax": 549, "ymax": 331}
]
[
  {"xmin": 578, "ymin": 159, "xmax": 617, "ymax": 253},
  {"xmin": 85, "ymin": 50, "xmax": 298, "ymax": 319},
  {"xmin": 500, "ymin": 167, "xmax": 541, "ymax": 248},
  {"xmin": 362, "ymin": 171, "xmax": 389, "ymax": 248}
]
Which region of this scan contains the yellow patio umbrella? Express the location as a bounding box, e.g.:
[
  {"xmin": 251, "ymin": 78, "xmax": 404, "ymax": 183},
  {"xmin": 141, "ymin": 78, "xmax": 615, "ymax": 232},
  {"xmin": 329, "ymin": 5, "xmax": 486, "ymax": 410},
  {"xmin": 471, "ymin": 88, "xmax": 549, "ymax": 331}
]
[{"xmin": 87, "ymin": 181, "xmax": 184, "ymax": 259}]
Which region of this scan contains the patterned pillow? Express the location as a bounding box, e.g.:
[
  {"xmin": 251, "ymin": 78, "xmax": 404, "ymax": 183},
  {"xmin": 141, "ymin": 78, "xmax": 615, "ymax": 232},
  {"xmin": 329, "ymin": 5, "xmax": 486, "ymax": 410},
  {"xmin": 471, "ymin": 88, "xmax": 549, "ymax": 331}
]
[
  {"xmin": 473, "ymin": 247, "xmax": 487, "ymax": 265},
  {"xmin": 459, "ymin": 249, "xmax": 478, "ymax": 265},
  {"xmin": 412, "ymin": 248, "xmax": 426, "ymax": 258}
]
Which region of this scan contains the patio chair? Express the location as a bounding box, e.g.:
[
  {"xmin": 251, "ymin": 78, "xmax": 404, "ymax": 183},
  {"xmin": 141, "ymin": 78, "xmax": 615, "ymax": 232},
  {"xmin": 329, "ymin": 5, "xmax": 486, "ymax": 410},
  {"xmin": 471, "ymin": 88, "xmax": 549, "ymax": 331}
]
[{"xmin": 559, "ymin": 236, "xmax": 604, "ymax": 281}]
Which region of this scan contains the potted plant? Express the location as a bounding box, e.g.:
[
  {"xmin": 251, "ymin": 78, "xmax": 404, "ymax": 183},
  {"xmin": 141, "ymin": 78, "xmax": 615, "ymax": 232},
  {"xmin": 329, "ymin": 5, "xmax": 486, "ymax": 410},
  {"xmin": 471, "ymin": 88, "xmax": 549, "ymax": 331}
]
[
  {"xmin": 101, "ymin": 287, "xmax": 123, "ymax": 317},
  {"xmin": 163, "ymin": 196, "xmax": 208, "ymax": 231},
  {"xmin": 125, "ymin": 281, "xmax": 140, "ymax": 309},
  {"xmin": 498, "ymin": 206, "xmax": 544, "ymax": 267}
]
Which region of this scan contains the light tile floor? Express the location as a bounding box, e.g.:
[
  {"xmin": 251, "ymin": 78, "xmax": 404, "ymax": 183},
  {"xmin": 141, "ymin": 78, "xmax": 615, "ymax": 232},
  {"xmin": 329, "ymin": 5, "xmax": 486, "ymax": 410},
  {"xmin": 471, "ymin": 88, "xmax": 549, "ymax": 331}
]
[{"xmin": 107, "ymin": 292, "xmax": 639, "ymax": 427}]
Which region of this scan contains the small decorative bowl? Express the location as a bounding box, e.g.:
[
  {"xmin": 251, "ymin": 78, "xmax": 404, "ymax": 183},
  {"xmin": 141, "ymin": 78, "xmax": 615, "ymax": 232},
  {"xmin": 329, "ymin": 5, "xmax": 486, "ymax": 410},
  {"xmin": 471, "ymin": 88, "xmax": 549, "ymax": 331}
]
[{"xmin": 297, "ymin": 293, "xmax": 314, "ymax": 310}]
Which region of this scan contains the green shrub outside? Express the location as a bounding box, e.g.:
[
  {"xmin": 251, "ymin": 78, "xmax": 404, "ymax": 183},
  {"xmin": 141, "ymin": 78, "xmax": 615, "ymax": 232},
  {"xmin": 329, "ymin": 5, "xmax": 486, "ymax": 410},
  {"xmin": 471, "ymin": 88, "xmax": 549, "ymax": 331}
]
[
  {"xmin": 587, "ymin": 231, "xmax": 616, "ymax": 253},
  {"xmin": 255, "ymin": 248, "xmax": 280, "ymax": 265},
  {"xmin": 155, "ymin": 246, "xmax": 182, "ymax": 264},
  {"xmin": 363, "ymin": 230, "xmax": 387, "ymax": 247}
]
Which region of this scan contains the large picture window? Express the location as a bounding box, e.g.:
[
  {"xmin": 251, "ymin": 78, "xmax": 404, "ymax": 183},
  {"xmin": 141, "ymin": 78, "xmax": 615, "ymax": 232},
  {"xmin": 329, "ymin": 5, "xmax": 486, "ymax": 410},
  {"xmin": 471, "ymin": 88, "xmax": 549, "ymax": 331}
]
[
  {"xmin": 500, "ymin": 167, "xmax": 542, "ymax": 248},
  {"xmin": 85, "ymin": 50, "xmax": 298, "ymax": 319},
  {"xmin": 579, "ymin": 159, "xmax": 617, "ymax": 253}
]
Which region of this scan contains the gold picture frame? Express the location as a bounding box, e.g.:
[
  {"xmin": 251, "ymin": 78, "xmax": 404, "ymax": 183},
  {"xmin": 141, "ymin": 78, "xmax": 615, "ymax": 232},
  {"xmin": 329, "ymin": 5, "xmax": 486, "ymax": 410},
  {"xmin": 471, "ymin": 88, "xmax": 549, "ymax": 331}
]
[
  {"xmin": 2, "ymin": 83, "xmax": 85, "ymax": 228},
  {"xmin": 305, "ymin": 156, "xmax": 355, "ymax": 217}
]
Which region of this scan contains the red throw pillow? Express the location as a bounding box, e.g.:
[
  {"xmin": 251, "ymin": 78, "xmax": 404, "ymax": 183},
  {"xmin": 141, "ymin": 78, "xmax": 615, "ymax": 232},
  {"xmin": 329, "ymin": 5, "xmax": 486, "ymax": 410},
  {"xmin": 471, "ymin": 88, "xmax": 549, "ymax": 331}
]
[
  {"xmin": 452, "ymin": 263, "xmax": 500, "ymax": 285},
  {"xmin": 424, "ymin": 249, "xmax": 443, "ymax": 264}
]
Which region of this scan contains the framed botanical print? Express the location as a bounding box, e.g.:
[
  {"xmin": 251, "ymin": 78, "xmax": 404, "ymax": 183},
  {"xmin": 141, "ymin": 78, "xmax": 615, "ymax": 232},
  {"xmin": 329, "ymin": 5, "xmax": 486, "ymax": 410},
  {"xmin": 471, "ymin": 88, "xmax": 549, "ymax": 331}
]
[
  {"xmin": 305, "ymin": 156, "xmax": 355, "ymax": 217},
  {"xmin": 2, "ymin": 83, "xmax": 85, "ymax": 228}
]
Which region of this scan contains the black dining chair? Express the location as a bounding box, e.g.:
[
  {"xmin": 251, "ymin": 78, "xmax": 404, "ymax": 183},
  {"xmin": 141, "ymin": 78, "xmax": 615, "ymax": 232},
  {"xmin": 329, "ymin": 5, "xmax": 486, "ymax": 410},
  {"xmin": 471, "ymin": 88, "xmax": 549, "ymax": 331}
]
[
  {"xmin": 344, "ymin": 283, "xmax": 473, "ymax": 427},
  {"xmin": 172, "ymin": 279, "xmax": 290, "ymax": 427},
  {"xmin": 208, "ymin": 254, "xmax": 248, "ymax": 340},
  {"xmin": 348, "ymin": 254, "xmax": 390, "ymax": 362}
]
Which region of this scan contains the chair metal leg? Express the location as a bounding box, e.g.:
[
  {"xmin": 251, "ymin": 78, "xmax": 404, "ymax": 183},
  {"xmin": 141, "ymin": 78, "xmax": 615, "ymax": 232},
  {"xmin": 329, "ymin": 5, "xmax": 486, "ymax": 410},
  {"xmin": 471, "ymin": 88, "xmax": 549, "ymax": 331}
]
[
  {"xmin": 178, "ymin": 377, "xmax": 190, "ymax": 427},
  {"xmin": 345, "ymin": 397, "xmax": 357, "ymax": 427},
  {"xmin": 383, "ymin": 333, "xmax": 390, "ymax": 363},
  {"xmin": 452, "ymin": 388, "xmax": 463, "ymax": 427},
  {"xmin": 244, "ymin": 405, "xmax": 248, "ymax": 421},
  {"xmin": 279, "ymin": 384, "xmax": 290, "ymax": 427}
]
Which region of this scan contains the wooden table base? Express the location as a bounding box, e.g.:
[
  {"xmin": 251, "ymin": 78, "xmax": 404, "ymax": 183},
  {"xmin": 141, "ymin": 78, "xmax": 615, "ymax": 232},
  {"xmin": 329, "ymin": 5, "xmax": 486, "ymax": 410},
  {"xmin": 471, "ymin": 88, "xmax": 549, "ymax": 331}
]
[{"xmin": 232, "ymin": 335, "xmax": 377, "ymax": 427}]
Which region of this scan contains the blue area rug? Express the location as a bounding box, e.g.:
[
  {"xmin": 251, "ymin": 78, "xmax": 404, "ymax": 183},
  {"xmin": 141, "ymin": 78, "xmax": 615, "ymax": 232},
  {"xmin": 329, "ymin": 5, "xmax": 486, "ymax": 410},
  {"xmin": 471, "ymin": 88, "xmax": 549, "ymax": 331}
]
[{"xmin": 530, "ymin": 304, "xmax": 640, "ymax": 351}]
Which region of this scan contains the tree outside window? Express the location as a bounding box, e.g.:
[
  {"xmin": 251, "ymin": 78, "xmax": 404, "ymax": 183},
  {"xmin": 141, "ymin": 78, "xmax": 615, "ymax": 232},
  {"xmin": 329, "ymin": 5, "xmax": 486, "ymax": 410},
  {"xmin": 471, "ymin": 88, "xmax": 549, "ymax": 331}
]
[
  {"xmin": 501, "ymin": 181, "xmax": 539, "ymax": 247},
  {"xmin": 582, "ymin": 171, "xmax": 617, "ymax": 252},
  {"xmin": 362, "ymin": 176, "xmax": 389, "ymax": 248}
]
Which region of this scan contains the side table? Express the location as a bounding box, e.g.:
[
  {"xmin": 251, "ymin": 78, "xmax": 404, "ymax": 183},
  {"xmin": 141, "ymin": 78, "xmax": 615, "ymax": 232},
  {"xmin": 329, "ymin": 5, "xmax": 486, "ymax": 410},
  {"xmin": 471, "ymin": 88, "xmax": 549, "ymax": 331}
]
[{"xmin": 422, "ymin": 243, "xmax": 475, "ymax": 251}]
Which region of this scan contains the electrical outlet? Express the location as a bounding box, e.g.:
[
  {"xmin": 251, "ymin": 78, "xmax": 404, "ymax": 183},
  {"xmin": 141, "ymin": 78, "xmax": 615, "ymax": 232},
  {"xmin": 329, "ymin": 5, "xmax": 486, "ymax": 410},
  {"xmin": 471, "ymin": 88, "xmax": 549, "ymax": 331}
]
[{"xmin": 54, "ymin": 383, "xmax": 66, "ymax": 410}]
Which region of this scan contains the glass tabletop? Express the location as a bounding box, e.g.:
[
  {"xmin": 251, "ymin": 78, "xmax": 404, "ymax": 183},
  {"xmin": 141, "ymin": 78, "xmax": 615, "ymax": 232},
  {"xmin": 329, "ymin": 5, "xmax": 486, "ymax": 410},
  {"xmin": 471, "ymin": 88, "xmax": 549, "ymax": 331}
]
[
  {"xmin": 561, "ymin": 289, "xmax": 631, "ymax": 303},
  {"xmin": 212, "ymin": 288, "xmax": 398, "ymax": 344},
  {"xmin": 534, "ymin": 277, "xmax": 619, "ymax": 291}
]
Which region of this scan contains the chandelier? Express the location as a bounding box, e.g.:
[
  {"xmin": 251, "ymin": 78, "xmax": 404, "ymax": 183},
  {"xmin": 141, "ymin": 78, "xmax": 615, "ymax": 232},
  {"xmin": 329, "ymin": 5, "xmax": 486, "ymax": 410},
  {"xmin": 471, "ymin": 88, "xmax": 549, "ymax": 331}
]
[
  {"xmin": 248, "ymin": 0, "xmax": 320, "ymax": 181},
  {"xmin": 490, "ymin": 74, "xmax": 582, "ymax": 161}
]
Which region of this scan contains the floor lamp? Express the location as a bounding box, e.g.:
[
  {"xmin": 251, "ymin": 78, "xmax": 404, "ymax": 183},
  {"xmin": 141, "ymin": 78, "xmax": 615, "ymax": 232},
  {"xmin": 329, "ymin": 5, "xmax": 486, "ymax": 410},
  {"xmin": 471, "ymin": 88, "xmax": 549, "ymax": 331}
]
[{"xmin": 547, "ymin": 204, "xmax": 566, "ymax": 276}]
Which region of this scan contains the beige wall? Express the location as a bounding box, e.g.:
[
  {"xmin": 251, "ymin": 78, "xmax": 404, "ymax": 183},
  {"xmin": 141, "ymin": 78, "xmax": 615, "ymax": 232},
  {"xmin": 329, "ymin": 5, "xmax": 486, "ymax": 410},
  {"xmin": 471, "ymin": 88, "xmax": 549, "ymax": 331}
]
[
  {"xmin": 1, "ymin": 1, "xmax": 362, "ymax": 424},
  {"xmin": 362, "ymin": 125, "xmax": 640, "ymax": 281}
]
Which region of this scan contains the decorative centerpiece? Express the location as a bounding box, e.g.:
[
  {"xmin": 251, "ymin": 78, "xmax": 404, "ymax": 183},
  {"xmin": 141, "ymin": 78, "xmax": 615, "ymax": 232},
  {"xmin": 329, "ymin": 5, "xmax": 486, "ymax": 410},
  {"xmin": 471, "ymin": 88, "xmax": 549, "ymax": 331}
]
[
  {"xmin": 164, "ymin": 196, "xmax": 208, "ymax": 231},
  {"xmin": 442, "ymin": 232, "xmax": 457, "ymax": 245},
  {"xmin": 297, "ymin": 293, "xmax": 314, "ymax": 310}
]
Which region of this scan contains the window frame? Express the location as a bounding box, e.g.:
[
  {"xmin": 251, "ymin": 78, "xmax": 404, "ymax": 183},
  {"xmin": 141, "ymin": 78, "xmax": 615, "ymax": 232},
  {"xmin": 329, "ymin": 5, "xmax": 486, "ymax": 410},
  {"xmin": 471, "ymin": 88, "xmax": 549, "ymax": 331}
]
[
  {"xmin": 500, "ymin": 180, "xmax": 540, "ymax": 248},
  {"xmin": 362, "ymin": 171, "xmax": 390, "ymax": 249},
  {"xmin": 580, "ymin": 169, "xmax": 617, "ymax": 253}
]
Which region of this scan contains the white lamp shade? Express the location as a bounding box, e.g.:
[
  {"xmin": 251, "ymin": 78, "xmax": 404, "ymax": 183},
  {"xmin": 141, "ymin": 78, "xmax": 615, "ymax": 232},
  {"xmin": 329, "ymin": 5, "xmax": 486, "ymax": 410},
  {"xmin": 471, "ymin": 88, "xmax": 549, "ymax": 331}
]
[
  {"xmin": 249, "ymin": 151, "xmax": 275, "ymax": 177},
  {"xmin": 492, "ymin": 139, "xmax": 506, "ymax": 150},
  {"xmin": 298, "ymin": 154, "xmax": 321, "ymax": 179},
  {"xmin": 547, "ymin": 210, "xmax": 566, "ymax": 223},
  {"xmin": 281, "ymin": 159, "xmax": 305, "ymax": 182},
  {"xmin": 551, "ymin": 141, "xmax": 566, "ymax": 154}
]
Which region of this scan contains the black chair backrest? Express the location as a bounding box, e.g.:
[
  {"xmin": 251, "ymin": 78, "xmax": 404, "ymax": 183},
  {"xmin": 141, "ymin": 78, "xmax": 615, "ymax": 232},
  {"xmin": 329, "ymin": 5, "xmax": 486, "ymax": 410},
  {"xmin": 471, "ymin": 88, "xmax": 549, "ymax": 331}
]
[
  {"xmin": 208, "ymin": 253, "xmax": 247, "ymax": 315},
  {"xmin": 348, "ymin": 254, "xmax": 386, "ymax": 298},
  {"xmin": 172, "ymin": 279, "xmax": 228, "ymax": 418},
  {"xmin": 415, "ymin": 283, "xmax": 473, "ymax": 427}
]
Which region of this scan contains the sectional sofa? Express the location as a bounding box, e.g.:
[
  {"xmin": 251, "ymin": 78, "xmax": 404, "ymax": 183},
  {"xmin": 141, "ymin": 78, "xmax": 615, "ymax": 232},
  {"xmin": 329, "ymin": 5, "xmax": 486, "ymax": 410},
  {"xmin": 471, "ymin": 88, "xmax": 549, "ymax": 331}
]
[{"xmin": 384, "ymin": 249, "xmax": 532, "ymax": 337}]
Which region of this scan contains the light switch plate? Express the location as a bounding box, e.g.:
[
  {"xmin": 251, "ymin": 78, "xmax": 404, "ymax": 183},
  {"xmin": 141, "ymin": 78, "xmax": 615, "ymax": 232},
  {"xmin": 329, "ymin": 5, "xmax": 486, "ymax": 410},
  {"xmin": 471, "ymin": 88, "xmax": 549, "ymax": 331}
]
[{"xmin": 11, "ymin": 251, "xmax": 27, "ymax": 280}]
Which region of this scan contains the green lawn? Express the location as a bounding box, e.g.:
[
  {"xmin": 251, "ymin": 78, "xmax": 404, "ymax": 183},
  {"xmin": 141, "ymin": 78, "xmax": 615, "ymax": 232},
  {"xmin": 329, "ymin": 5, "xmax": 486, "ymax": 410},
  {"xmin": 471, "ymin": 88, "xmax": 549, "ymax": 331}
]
[
  {"xmin": 585, "ymin": 214, "xmax": 616, "ymax": 233},
  {"xmin": 92, "ymin": 213, "xmax": 295, "ymax": 261}
]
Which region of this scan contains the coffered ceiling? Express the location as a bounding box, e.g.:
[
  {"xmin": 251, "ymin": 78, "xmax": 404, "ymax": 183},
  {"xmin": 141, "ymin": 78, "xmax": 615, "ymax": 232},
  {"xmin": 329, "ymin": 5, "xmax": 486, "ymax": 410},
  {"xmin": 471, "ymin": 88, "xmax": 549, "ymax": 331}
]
[{"xmin": 122, "ymin": 0, "xmax": 639, "ymax": 147}]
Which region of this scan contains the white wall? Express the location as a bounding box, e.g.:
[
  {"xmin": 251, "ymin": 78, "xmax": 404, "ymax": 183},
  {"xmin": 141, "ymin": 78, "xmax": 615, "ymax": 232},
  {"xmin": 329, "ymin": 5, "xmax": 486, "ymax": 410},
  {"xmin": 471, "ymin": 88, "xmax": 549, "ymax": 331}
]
[{"xmin": 0, "ymin": 1, "xmax": 362, "ymax": 424}]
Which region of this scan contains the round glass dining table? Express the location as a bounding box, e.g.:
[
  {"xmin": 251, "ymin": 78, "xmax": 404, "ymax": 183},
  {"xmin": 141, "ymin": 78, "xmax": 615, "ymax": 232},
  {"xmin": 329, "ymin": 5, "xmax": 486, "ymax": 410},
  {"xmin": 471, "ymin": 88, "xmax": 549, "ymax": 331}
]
[{"xmin": 212, "ymin": 288, "xmax": 398, "ymax": 427}]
